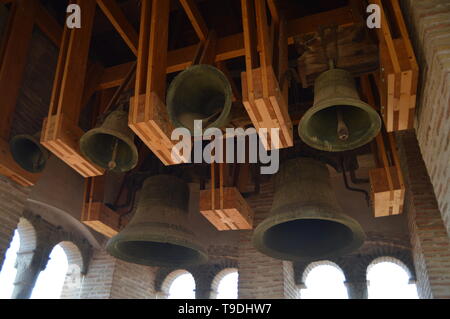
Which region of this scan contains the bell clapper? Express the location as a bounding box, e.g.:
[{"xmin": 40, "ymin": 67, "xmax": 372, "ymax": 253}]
[
  {"xmin": 337, "ymin": 109, "xmax": 349, "ymax": 141},
  {"xmin": 203, "ymin": 108, "xmax": 222, "ymax": 127},
  {"xmin": 33, "ymin": 151, "xmax": 43, "ymax": 171},
  {"xmin": 108, "ymin": 137, "xmax": 119, "ymax": 170}
]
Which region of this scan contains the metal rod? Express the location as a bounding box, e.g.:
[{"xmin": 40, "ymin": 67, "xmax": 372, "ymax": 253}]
[
  {"xmin": 108, "ymin": 137, "xmax": 119, "ymax": 170},
  {"xmin": 341, "ymin": 159, "xmax": 370, "ymax": 207},
  {"xmin": 349, "ymin": 169, "xmax": 369, "ymax": 184}
]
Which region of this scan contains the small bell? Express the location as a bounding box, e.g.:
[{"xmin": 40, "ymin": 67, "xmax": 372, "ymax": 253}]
[
  {"xmin": 79, "ymin": 110, "xmax": 138, "ymax": 173},
  {"xmin": 166, "ymin": 64, "xmax": 233, "ymax": 134},
  {"xmin": 10, "ymin": 132, "xmax": 49, "ymax": 173},
  {"xmin": 298, "ymin": 68, "xmax": 381, "ymax": 152}
]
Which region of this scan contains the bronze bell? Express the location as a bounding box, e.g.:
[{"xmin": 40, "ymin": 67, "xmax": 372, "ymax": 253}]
[
  {"xmin": 253, "ymin": 157, "xmax": 365, "ymax": 261},
  {"xmin": 79, "ymin": 110, "xmax": 138, "ymax": 173},
  {"xmin": 298, "ymin": 68, "xmax": 381, "ymax": 152},
  {"xmin": 106, "ymin": 175, "xmax": 208, "ymax": 267},
  {"xmin": 166, "ymin": 64, "xmax": 232, "ymax": 134},
  {"xmin": 10, "ymin": 132, "xmax": 49, "ymax": 173}
]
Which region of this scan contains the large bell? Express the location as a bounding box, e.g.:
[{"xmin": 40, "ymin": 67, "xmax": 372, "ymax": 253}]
[
  {"xmin": 298, "ymin": 68, "xmax": 381, "ymax": 152},
  {"xmin": 166, "ymin": 64, "xmax": 232, "ymax": 134},
  {"xmin": 253, "ymin": 157, "xmax": 365, "ymax": 261},
  {"xmin": 106, "ymin": 175, "xmax": 208, "ymax": 267},
  {"xmin": 10, "ymin": 132, "xmax": 49, "ymax": 173},
  {"xmin": 79, "ymin": 110, "xmax": 138, "ymax": 173}
]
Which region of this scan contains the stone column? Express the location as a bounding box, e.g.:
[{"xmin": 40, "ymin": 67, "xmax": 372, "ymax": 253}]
[
  {"xmin": 155, "ymin": 291, "xmax": 169, "ymax": 299},
  {"xmin": 11, "ymin": 247, "xmax": 49, "ymax": 299},
  {"xmin": 345, "ymin": 281, "xmax": 368, "ymax": 299},
  {"xmin": 195, "ymin": 287, "xmax": 213, "ymax": 299}
]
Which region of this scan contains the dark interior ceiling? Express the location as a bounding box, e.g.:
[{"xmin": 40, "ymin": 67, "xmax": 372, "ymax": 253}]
[{"xmin": 39, "ymin": 0, "xmax": 350, "ymax": 67}]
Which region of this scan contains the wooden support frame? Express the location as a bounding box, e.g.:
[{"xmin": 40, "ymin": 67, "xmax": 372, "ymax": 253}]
[
  {"xmin": 98, "ymin": 5, "xmax": 358, "ymax": 90},
  {"xmin": 362, "ymin": 74, "xmax": 405, "ymax": 217},
  {"xmin": 129, "ymin": 0, "xmax": 190, "ymax": 166},
  {"xmin": 241, "ymin": 0, "xmax": 293, "ymax": 150},
  {"xmin": 81, "ymin": 175, "xmax": 122, "ymax": 238},
  {"xmin": 41, "ymin": 0, "xmax": 105, "ymax": 178},
  {"xmin": 370, "ymin": 0, "xmax": 418, "ymax": 132},
  {"xmin": 200, "ymin": 162, "xmax": 254, "ymax": 231},
  {"xmin": 0, "ymin": 0, "xmax": 40, "ymax": 186},
  {"xmin": 96, "ymin": 0, "xmax": 139, "ymax": 56}
]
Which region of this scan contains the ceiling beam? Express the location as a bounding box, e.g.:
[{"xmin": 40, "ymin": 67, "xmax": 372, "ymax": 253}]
[
  {"xmin": 266, "ymin": 0, "xmax": 280, "ymax": 25},
  {"xmin": 0, "ymin": 0, "xmax": 36, "ymax": 140},
  {"xmin": 96, "ymin": 0, "xmax": 139, "ymax": 55},
  {"xmin": 98, "ymin": 5, "xmax": 356, "ymax": 90},
  {"xmin": 34, "ymin": 2, "xmax": 63, "ymax": 47},
  {"xmin": 179, "ymin": 0, "xmax": 209, "ymax": 41}
]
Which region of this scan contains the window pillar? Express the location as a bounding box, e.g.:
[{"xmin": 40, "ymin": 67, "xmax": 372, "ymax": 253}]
[
  {"xmin": 344, "ymin": 281, "xmax": 368, "ymax": 299},
  {"xmin": 11, "ymin": 246, "xmax": 50, "ymax": 299}
]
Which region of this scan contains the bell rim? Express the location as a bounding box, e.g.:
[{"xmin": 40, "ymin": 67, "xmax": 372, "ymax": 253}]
[
  {"xmin": 252, "ymin": 204, "xmax": 366, "ymax": 261},
  {"xmin": 166, "ymin": 64, "xmax": 233, "ymax": 134},
  {"xmin": 106, "ymin": 228, "xmax": 209, "ymax": 267},
  {"xmin": 9, "ymin": 134, "xmax": 50, "ymax": 173},
  {"xmin": 298, "ymin": 97, "xmax": 382, "ymax": 152},
  {"xmin": 79, "ymin": 127, "xmax": 139, "ymax": 173}
]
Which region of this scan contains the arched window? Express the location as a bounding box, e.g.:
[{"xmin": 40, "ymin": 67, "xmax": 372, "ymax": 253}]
[
  {"xmin": 31, "ymin": 244, "xmax": 69, "ymax": 299},
  {"xmin": 367, "ymin": 257, "xmax": 418, "ymax": 299},
  {"xmin": 211, "ymin": 268, "xmax": 238, "ymax": 299},
  {"xmin": 300, "ymin": 261, "xmax": 348, "ymax": 299},
  {"xmin": 163, "ymin": 270, "xmax": 196, "ymax": 299},
  {"xmin": 0, "ymin": 230, "xmax": 20, "ymax": 299}
]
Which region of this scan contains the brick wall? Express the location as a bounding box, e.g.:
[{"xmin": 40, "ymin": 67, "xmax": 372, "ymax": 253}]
[
  {"xmin": 401, "ymin": 0, "xmax": 450, "ymax": 237},
  {"xmin": 237, "ymin": 182, "xmax": 297, "ymax": 299},
  {"xmin": 0, "ymin": 176, "xmax": 30, "ymax": 271},
  {"xmin": 397, "ymin": 130, "xmax": 450, "ymax": 298},
  {"xmin": 110, "ymin": 259, "xmax": 156, "ymax": 299},
  {"xmin": 80, "ymin": 249, "xmax": 157, "ymax": 299}
]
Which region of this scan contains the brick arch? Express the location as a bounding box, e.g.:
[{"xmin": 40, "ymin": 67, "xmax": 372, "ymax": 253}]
[
  {"xmin": 210, "ymin": 267, "xmax": 238, "ymax": 299},
  {"xmin": 301, "ymin": 260, "xmax": 347, "ymax": 286},
  {"xmin": 158, "ymin": 269, "xmax": 195, "ymax": 299},
  {"xmin": 54, "ymin": 241, "xmax": 85, "ymax": 299},
  {"xmin": 57, "ymin": 241, "xmax": 83, "ymax": 269},
  {"xmin": 16, "ymin": 217, "xmax": 37, "ymax": 253},
  {"xmin": 366, "ymin": 256, "xmax": 414, "ymax": 282}
]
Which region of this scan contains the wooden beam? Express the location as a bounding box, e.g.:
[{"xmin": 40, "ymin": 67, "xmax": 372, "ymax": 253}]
[
  {"xmin": 96, "ymin": 0, "xmax": 139, "ymax": 55},
  {"xmin": 255, "ymin": 0, "xmax": 273, "ymax": 97},
  {"xmin": 146, "ymin": 0, "xmax": 170, "ymax": 100},
  {"xmin": 241, "ymin": 0, "xmax": 258, "ymax": 99},
  {"xmin": 41, "ymin": 0, "xmax": 104, "ymax": 178},
  {"xmin": 179, "ymin": 0, "xmax": 209, "ymax": 41},
  {"xmin": 0, "ymin": 0, "xmax": 36, "ymax": 140},
  {"xmin": 129, "ymin": 0, "xmax": 188, "ymax": 166},
  {"xmin": 99, "ymin": 6, "xmax": 357, "ymax": 89},
  {"xmin": 54, "ymin": 0, "xmax": 96, "ymax": 123},
  {"xmin": 34, "ymin": 2, "xmax": 63, "ymax": 47},
  {"xmin": 266, "ymin": 0, "xmax": 280, "ymax": 25}
]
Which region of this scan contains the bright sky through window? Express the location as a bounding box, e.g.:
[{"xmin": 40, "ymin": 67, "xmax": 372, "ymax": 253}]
[
  {"xmin": 0, "ymin": 230, "xmax": 20, "ymax": 299},
  {"xmin": 168, "ymin": 273, "xmax": 196, "ymax": 299},
  {"xmin": 367, "ymin": 261, "xmax": 418, "ymax": 299},
  {"xmin": 300, "ymin": 264, "xmax": 349, "ymax": 299},
  {"xmin": 216, "ymin": 272, "xmax": 238, "ymax": 299},
  {"xmin": 30, "ymin": 244, "xmax": 68, "ymax": 299}
]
